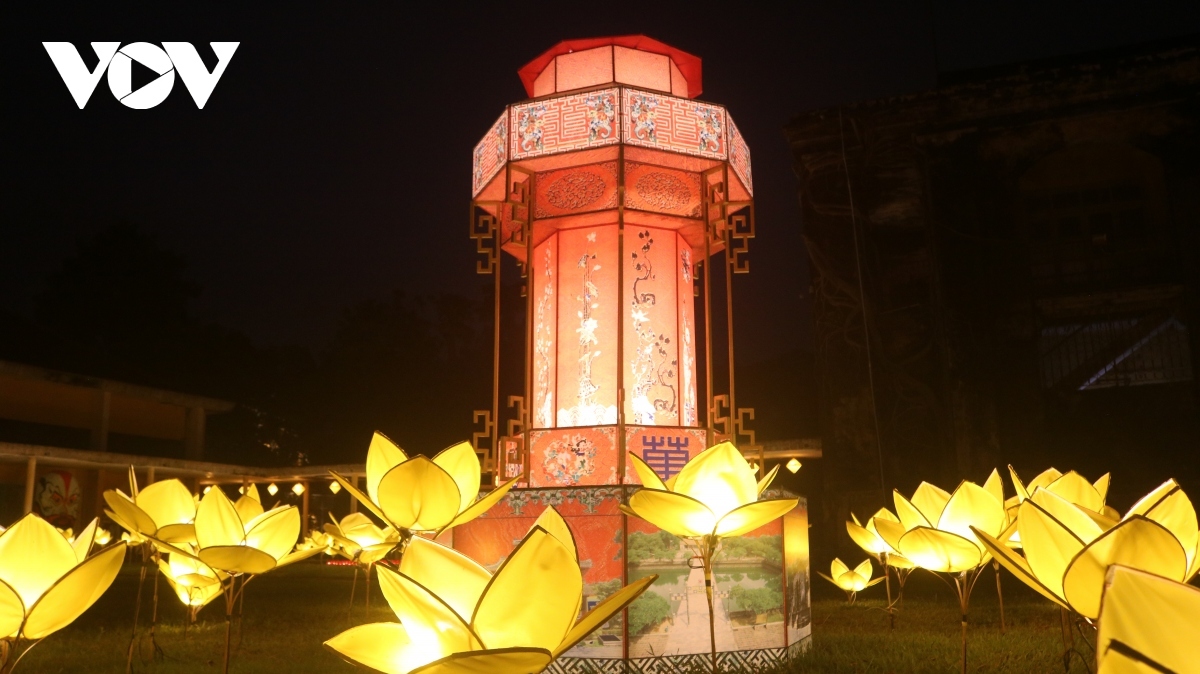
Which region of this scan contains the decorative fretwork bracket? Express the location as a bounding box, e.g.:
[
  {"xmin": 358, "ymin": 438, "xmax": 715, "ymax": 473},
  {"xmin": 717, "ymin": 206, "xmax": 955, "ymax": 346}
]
[
  {"xmin": 711, "ymin": 394, "xmax": 732, "ymax": 441},
  {"xmin": 727, "ymin": 208, "xmax": 754, "ymax": 274},
  {"xmin": 472, "ymin": 409, "xmax": 494, "ymax": 471},
  {"xmin": 735, "ymin": 407, "xmax": 765, "ymax": 476},
  {"xmin": 470, "ymin": 211, "xmax": 497, "ymax": 275}
]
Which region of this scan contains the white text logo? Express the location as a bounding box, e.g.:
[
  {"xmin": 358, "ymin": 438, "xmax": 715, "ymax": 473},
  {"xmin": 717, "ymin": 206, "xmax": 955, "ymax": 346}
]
[{"xmin": 42, "ymin": 42, "xmax": 240, "ymax": 109}]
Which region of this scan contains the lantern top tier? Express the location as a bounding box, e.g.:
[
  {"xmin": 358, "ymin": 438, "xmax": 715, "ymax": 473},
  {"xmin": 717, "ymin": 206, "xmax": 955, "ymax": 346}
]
[{"xmin": 518, "ymin": 35, "xmax": 703, "ymax": 99}]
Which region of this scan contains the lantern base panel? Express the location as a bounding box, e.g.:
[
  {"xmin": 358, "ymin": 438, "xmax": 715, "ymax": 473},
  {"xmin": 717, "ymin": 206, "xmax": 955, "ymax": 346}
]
[{"xmin": 449, "ymin": 486, "xmax": 812, "ymax": 667}]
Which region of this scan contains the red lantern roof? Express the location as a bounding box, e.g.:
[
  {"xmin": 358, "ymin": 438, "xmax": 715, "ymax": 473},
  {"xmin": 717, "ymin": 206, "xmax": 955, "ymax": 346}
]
[{"xmin": 518, "ymin": 35, "xmax": 703, "ymax": 99}]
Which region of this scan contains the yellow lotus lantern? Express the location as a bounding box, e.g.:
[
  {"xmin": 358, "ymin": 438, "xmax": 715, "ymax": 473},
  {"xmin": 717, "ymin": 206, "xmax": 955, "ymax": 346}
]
[
  {"xmin": 154, "ymin": 484, "xmax": 324, "ymax": 674},
  {"xmin": 1096, "ymin": 564, "xmax": 1200, "ymax": 674},
  {"xmin": 325, "ymin": 507, "xmax": 655, "ymax": 674},
  {"xmin": 104, "ymin": 471, "xmax": 198, "ymax": 545},
  {"xmin": 324, "ymin": 512, "xmax": 401, "ymax": 613},
  {"xmin": 157, "ymin": 544, "xmax": 226, "ymax": 623},
  {"xmin": 818, "ymin": 558, "xmax": 883, "ymax": 602},
  {"xmin": 846, "ymin": 508, "xmax": 916, "ymax": 619},
  {"xmin": 875, "ymin": 472, "xmax": 1007, "ymax": 674},
  {"xmin": 325, "ymin": 512, "xmax": 399, "ymax": 566},
  {"xmin": 296, "ymin": 530, "xmax": 336, "ymax": 556},
  {"xmin": 622, "ymin": 441, "xmax": 798, "ymax": 672},
  {"xmin": 331, "ymin": 433, "xmax": 517, "ymax": 549},
  {"xmin": 0, "ymin": 514, "xmax": 126, "ymax": 671},
  {"xmin": 976, "ymin": 478, "xmax": 1199, "ymax": 621},
  {"xmin": 1007, "ymin": 466, "xmax": 1118, "ymax": 526}
]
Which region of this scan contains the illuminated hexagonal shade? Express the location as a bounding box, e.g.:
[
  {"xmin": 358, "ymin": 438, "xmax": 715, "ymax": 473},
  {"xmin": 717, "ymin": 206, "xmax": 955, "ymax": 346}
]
[
  {"xmin": 292, "ymin": 483, "xmax": 305, "ymax": 496},
  {"xmin": 787, "ymin": 458, "xmax": 802, "ymax": 474}
]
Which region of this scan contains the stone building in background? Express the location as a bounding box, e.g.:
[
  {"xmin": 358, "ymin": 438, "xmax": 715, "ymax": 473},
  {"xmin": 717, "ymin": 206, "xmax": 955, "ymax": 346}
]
[{"xmin": 786, "ymin": 37, "xmax": 1200, "ymax": 530}]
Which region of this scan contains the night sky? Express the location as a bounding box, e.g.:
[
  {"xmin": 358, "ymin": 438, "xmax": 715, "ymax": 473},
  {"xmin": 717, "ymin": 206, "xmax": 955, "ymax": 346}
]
[{"xmin": 4, "ymin": 3, "xmax": 1199, "ymax": 363}]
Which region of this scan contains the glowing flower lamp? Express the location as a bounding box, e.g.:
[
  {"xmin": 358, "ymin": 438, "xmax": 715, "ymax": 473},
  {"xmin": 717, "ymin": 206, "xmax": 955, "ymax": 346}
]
[
  {"xmin": 154, "ymin": 484, "xmax": 324, "ymax": 674},
  {"xmin": 104, "ymin": 473, "xmax": 198, "ymax": 544},
  {"xmin": 874, "ymin": 472, "xmax": 1007, "ymax": 674},
  {"xmin": 846, "ymin": 508, "xmax": 915, "ymax": 618},
  {"xmin": 1008, "ymin": 466, "xmax": 1117, "ymax": 526},
  {"xmin": 331, "ymin": 433, "xmax": 517, "ymax": 548},
  {"xmin": 818, "ymin": 558, "xmax": 883, "ymax": 602},
  {"xmin": 325, "ymin": 507, "xmax": 655, "ymax": 674},
  {"xmin": 623, "ymin": 441, "xmax": 798, "ymax": 672},
  {"xmin": 324, "ymin": 512, "xmax": 401, "ymax": 612},
  {"xmin": 976, "ymin": 479, "xmax": 1199, "ymax": 621},
  {"xmin": 1096, "ymin": 565, "xmax": 1200, "ymax": 674},
  {"xmin": 157, "ymin": 545, "xmax": 226, "ymax": 623},
  {"xmin": 0, "ymin": 514, "xmax": 126, "ymax": 671}
]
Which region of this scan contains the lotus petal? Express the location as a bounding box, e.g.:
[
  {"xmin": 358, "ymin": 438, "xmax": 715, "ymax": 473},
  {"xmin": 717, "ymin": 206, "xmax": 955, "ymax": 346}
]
[
  {"xmin": 713, "ymin": 498, "xmax": 798, "ymax": 538},
  {"xmin": 431, "ymin": 442, "xmax": 483, "ymax": 515},
  {"xmin": 852, "ymin": 558, "xmax": 873, "ymax": 581},
  {"xmin": 974, "ymin": 525, "xmax": 1068, "ymax": 608},
  {"xmin": 472, "ymin": 528, "xmax": 580, "ymax": 652},
  {"xmin": 1030, "ymin": 489, "xmax": 1104, "ymax": 544},
  {"xmin": 104, "ymin": 490, "xmax": 157, "ymax": 536},
  {"xmin": 756, "ymin": 465, "xmax": 780, "ymax": 495},
  {"xmin": 670, "ymin": 442, "xmax": 757, "ymax": 520},
  {"xmin": 0, "ymin": 514, "xmax": 77, "ymax": 608},
  {"xmin": 331, "ymin": 471, "xmax": 392, "ymax": 526},
  {"xmin": 839, "ymin": 571, "xmax": 867, "ymax": 592},
  {"xmin": 1097, "ymin": 565, "xmax": 1200, "ymax": 674},
  {"xmin": 445, "ymin": 478, "xmax": 518, "ymax": 531},
  {"xmin": 628, "ymin": 452, "xmax": 666, "ymax": 491},
  {"xmin": 847, "ymin": 520, "xmax": 889, "ymax": 555},
  {"xmin": 198, "ymin": 545, "xmax": 277, "ymax": 575},
  {"xmin": 367, "ymin": 432, "xmax": 408, "ymax": 504},
  {"xmin": 886, "ymin": 554, "xmax": 916, "ymax": 570},
  {"xmin": 377, "ymin": 456, "xmax": 462, "ymax": 532},
  {"xmin": 138, "ymin": 479, "xmax": 196, "ymax": 530},
  {"xmin": 553, "ymin": 574, "xmax": 656, "ymax": 658},
  {"xmin": 1094, "ymin": 473, "xmax": 1111, "ymax": 502},
  {"xmin": 0, "ymin": 579, "xmax": 24, "ymax": 639},
  {"xmin": 23, "ymin": 542, "xmax": 125, "ymax": 639},
  {"xmin": 244, "ymin": 507, "xmax": 300, "ymax": 562},
  {"xmin": 156, "ymin": 523, "xmax": 197, "ymax": 544},
  {"xmin": 1062, "ymin": 516, "xmax": 1187, "ymax": 619},
  {"xmin": 400, "ymin": 537, "xmax": 490, "ymax": 623},
  {"xmin": 275, "ymin": 546, "xmax": 326, "ymax": 569},
  {"xmin": 532, "ymin": 507, "xmax": 577, "ymax": 562},
  {"xmin": 983, "ymin": 469, "xmax": 1005, "ymax": 510},
  {"xmin": 196, "ymin": 487, "xmax": 245, "ymax": 549},
  {"xmin": 626, "ymin": 489, "xmax": 716, "ymax": 539},
  {"xmin": 898, "ymin": 527, "xmax": 982, "ymax": 573},
  {"xmin": 234, "ymin": 491, "xmax": 264, "ymax": 524},
  {"xmin": 893, "ymin": 490, "xmax": 930, "ymax": 530},
  {"xmin": 1046, "ymin": 471, "xmax": 1104, "ymax": 513},
  {"xmin": 1028, "ymin": 468, "xmax": 1062, "ymax": 492},
  {"xmin": 1019, "ymin": 499, "xmax": 1086, "ymax": 601},
  {"xmin": 873, "ymin": 517, "xmax": 908, "ymax": 552},
  {"xmin": 325, "ymin": 621, "xmax": 442, "ymax": 674},
  {"xmin": 938, "ymin": 481, "xmax": 1006, "ymax": 547},
  {"xmin": 830, "ymin": 558, "xmax": 849, "ymax": 578},
  {"xmin": 910, "ymin": 482, "xmax": 952, "ymax": 524},
  {"xmin": 377, "ymin": 566, "xmax": 480, "ymax": 654},
  {"xmin": 1139, "ymin": 486, "xmax": 1197, "ymax": 569},
  {"xmin": 70, "ymin": 518, "xmax": 98, "ymax": 563}
]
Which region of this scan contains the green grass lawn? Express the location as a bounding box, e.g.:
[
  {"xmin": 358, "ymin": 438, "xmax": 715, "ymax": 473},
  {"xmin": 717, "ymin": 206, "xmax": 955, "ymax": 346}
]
[{"xmin": 18, "ymin": 562, "xmax": 1093, "ymax": 673}]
